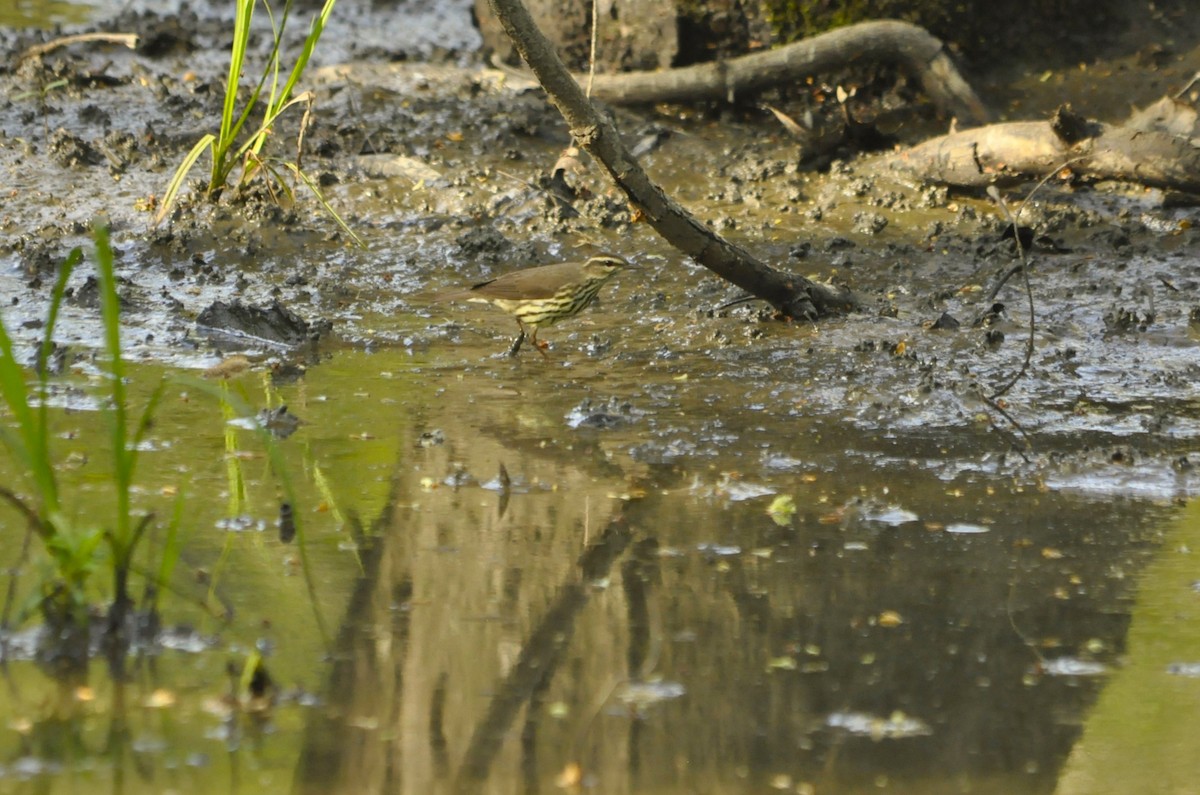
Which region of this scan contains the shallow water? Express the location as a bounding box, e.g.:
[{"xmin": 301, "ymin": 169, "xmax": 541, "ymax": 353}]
[
  {"xmin": 0, "ymin": 325, "xmax": 1192, "ymax": 794},
  {"xmin": 1, "ymin": 0, "xmax": 98, "ymax": 28}
]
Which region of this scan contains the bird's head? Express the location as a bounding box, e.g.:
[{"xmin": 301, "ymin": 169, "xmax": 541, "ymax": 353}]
[{"xmin": 582, "ymin": 254, "xmax": 633, "ymax": 280}]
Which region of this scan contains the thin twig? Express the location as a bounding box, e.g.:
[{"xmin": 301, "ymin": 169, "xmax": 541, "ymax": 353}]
[
  {"xmin": 294, "ymin": 90, "xmax": 316, "ymax": 175},
  {"xmin": 984, "ymin": 157, "xmax": 1089, "ymax": 306},
  {"xmin": 977, "ymin": 385, "xmax": 1034, "ymax": 460},
  {"xmin": 585, "ymin": 0, "xmax": 599, "ymax": 98},
  {"xmin": 1174, "ymin": 71, "xmax": 1200, "ymax": 99},
  {"xmin": 17, "ymin": 33, "xmax": 138, "ymax": 65},
  {"xmin": 0, "ymin": 486, "xmax": 46, "ymax": 539},
  {"xmin": 1006, "ymin": 568, "xmax": 1046, "ymax": 669},
  {"xmin": 493, "ymin": 168, "xmax": 578, "ymax": 211},
  {"xmin": 986, "ymin": 185, "xmax": 1036, "ymax": 401}
]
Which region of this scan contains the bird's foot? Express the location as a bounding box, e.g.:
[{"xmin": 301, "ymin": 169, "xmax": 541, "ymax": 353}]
[{"xmin": 507, "ymin": 332, "xmax": 526, "ymax": 357}]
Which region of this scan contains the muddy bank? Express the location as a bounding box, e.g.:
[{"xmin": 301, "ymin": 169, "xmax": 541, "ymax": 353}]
[{"xmin": 0, "ymin": 0, "xmax": 1197, "ymax": 490}]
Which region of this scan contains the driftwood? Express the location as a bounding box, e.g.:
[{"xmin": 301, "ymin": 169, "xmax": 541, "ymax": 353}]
[
  {"xmin": 586, "ymin": 20, "xmax": 989, "ymax": 127},
  {"xmin": 884, "ymin": 98, "xmax": 1200, "ymax": 192},
  {"xmin": 486, "ymin": 0, "xmax": 859, "ymax": 319}
]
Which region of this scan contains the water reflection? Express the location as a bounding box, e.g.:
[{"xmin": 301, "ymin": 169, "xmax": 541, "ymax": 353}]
[
  {"xmin": 286, "ymin": 348, "xmax": 1168, "ymax": 795},
  {"xmin": 0, "ymin": 343, "xmax": 1179, "ymax": 793},
  {"xmin": 1056, "ymin": 499, "xmax": 1200, "ymax": 795},
  {"xmin": 2, "ymin": 0, "xmax": 100, "ymax": 28}
]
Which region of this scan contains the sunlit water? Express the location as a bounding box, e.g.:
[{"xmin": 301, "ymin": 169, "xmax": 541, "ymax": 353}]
[
  {"xmin": 0, "ymin": 326, "xmax": 1189, "ymax": 794},
  {"xmin": 1, "ymin": 0, "xmax": 99, "ymax": 28}
]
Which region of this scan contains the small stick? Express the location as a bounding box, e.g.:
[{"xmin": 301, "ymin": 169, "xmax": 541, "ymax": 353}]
[
  {"xmin": 17, "ymin": 33, "xmax": 139, "ymax": 65},
  {"xmin": 986, "ymin": 185, "xmax": 1036, "ymax": 402}
]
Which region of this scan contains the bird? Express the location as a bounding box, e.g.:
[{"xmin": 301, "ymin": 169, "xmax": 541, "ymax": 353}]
[{"xmin": 437, "ymin": 254, "xmax": 632, "ymax": 357}]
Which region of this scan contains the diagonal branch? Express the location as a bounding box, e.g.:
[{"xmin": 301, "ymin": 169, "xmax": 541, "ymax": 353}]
[{"xmin": 486, "ymin": 0, "xmax": 858, "ymax": 319}]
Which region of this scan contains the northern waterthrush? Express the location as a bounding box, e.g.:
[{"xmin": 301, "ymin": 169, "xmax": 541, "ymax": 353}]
[{"xmin": 439, "ymin": 254, "xmax": 631, "ymax": 357}]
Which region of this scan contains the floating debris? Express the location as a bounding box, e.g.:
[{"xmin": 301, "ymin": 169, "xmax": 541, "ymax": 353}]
[
  {"xmin": 767, "ymin": 494, "xmax": 797, "ymax": 525},
  {"xmin": 227, "ymin": 406, "xmax": 302, "ymax": 439},
  {"xmin": 945, "ymin": 523, "xmax": 990, "ymax": 534},
  {"xmin": 826, "ymin": 710, "xmax": 932, "ymax": 739},
  {"xmin": 215, "ymin": 515, "xmax": 265, "ymax": 533},
  {"xmin": 565, "ymin": 396, "xmax": 639, "ymax": 429},
  {"xmin": 1040, "ymin": 657, "xmax": 1109, "ymax": 677},
  {"xmin": 417, "ymin": 429, "xmax": 445, "ymax": 447},
  {"xmin": 864, "ymin": 506, "xmax": 920, "ymax": 526},
  {"xmin": 278, "ymin": 501, "xmax": 295, "ymax": 543},
  {"xmin": 692, "ymin": 473, "xmax": 776, "ymax": 501},
  {"xmin": 614, "ymin": 679, "xmax": 686, "ymax": 710},
  {"xmin": 697, "ymin": 543, "xmax": 741, "ymax": 557}
]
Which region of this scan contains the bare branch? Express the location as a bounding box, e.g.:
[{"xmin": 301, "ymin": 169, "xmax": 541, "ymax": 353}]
[
  {"xmin": 587, "ymin": 20, "xmax": 988, "ymax": 126},
  {"xmin": 486, "ymin": 0, "xmax": 857, "ymax": 318}
]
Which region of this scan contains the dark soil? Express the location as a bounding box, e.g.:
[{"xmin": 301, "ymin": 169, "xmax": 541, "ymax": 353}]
[{"xmin": 0, "ymin": 0, "xmax": 1198, "ymax": 493}]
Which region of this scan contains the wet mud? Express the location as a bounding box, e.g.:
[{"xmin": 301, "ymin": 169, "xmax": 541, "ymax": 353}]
[{"xmin": 1, "ymin": 5, "xmax": 1196, "ymax": 478}]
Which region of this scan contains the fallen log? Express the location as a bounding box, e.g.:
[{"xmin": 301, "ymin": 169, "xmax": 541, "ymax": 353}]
[
  {"xmin": 586, "ymin": 20, "xmax": 989, "ymax": 127},
  {"xmin": 883, "ymin": 98, "xmax": 1200, "ymax": 192}
]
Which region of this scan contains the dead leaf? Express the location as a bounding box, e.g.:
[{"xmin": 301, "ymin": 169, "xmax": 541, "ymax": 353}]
[
  {"xmin": 761, "ymin": 103, "xmax": 810, "ymax": 141},
  {"xmin": 878, "ymin": 610, "xmax": 904, "ymax": 627}
]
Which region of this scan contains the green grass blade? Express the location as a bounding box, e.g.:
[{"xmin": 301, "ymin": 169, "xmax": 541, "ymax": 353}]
[
  {"xmin": 28, "ymin": 246, "xmax": 83, "ymax": 518},
  {"xmin": 93, "ymin": 225, "xmax": 133, "ymax": 553},
  {"xmin": 0, "ymin": 320, "xmax": 36, "ymax": 467},
  {"xmin": 131, "ymin": 377, "xmax": 168, "ymax": 457},
  {"xmin": 0, "ymin": 302, "xmax": 58, "ymax": 516},
  {"xmin": 276, "ymin": 0, "xmax": 336, "ymax": 110},
  {"xmin": 288, "ymin": 164, "xmax": 367, "ymax": 249},
  {"xmin": 260, "ymin": 0, "xmax": 287, "ymax": 115},
  {"xmin": 225, "ymin": 0, "xmax": 293, "ymax": 165},
  {"xmin": 152, "ymin": 488, "xmax": 187, "ymax": 608},
  {"xmin": 243, "ymin": 0, "xmax": 334, "ymax": 162},
  {"xmin": 221, "ymin": 0, "xmax": 255, "ymax": 147},
  {"xmin": 238, "ymin": 91, "xmax": 312, "ymax": 162},
  {"xmin": 154, "ymin": 134, "xmax": 215, "ymax": 226},
  {"xmin": 210, "ymin": 0, "xmax": 256, "ymax": 190},
  {"xmin": 39, "ymin": 247, "xmax": 81, "ymax": 381}
]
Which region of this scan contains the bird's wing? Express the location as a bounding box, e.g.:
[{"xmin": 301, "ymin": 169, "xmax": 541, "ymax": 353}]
[{"xmin": 467, "ymin": 262, "xmax": 578, "ymax": 300}]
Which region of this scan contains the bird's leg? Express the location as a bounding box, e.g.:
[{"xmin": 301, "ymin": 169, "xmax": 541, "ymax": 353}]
[
  {"xmin": 530, "ymin": 326, "xmax": 551, "ymax": 359},
  {"xmin": 507, "ymin": 320, "xmax": 527, "ymax": 357}
]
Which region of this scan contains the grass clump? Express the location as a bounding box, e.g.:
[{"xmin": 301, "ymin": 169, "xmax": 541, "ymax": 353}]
[
  {"xmin": 155, "ymin": 0, "xmax": 362, "ymax": 247},
  {"xmin": 0, "ymin": 226, "xmax": 179, "ymax": 659}
]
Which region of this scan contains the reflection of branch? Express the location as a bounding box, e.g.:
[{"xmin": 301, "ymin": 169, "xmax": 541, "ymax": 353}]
[
  {"xmin": 985, "ymin": 186, "xmax": 1035, "ymax": 401},
  {"xmin": 292, "ymin": 481, "xmax": 407, "ymax": 794},
  {"xmin": 454, "ymin": 515, "xmax": 633, "ymax": 789},
  {"xmin": 0, "ymin": 485, "xmax": 46, "ymax": 537},
  {"xmin": 430, "ymin": 671, "xmax": 450, "ymax": 777}
]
